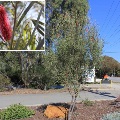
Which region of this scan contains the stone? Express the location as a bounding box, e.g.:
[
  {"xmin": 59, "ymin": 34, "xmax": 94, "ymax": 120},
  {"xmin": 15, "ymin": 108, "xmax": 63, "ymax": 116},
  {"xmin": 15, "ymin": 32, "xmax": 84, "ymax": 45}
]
[{"xmin": 44, "ymin": 105, "xmax": 68, "ymax": 118}]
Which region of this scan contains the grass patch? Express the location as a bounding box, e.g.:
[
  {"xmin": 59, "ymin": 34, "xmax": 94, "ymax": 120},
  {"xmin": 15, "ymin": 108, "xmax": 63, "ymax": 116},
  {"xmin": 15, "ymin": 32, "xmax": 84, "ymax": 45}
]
[{"xmin": 82, "ymin": 98, "xmax": 94, "ymax": 106}]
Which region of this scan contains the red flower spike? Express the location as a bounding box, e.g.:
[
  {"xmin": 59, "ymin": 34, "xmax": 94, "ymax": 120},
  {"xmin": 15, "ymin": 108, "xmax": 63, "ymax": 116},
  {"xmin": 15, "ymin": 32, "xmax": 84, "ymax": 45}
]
[{"xmin": 0, "ymin": 5, "xmax": 12, "ymax": 41}]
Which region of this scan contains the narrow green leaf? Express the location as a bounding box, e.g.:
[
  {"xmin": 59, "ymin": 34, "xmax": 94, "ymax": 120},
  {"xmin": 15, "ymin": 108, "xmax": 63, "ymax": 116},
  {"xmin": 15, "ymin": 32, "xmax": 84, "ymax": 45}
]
[
  {"xmin": 32, "ymin": 20, "xmax": 44, "ymax": 31},
  {"xmin": 32, "ymin": 20, "xmax": 44, "ymax": 36},
  {"xmin": 23, "ymin": 30, "xmax": 26, "ymax": 40},
  {"xmin": 16, "ymin": 2, "xmax": 35, "ymax": 27},
  {"xmin": 38, "ymin": 24, "xmax": 44, "ymax": 31},
  {"xmin": 37, "ymin": 28, "xmax": 44, "ymax": 36},
  {"xmin": 32, "ymin": 20, "xmax": 44, "ymax": 26},
  {"xmin": 36, "ymin": 38, "xmax": 44, "ymax": 50},
  {"xmin": 23, "ymin": 5, "xmax": 44, "ymax": 50}
]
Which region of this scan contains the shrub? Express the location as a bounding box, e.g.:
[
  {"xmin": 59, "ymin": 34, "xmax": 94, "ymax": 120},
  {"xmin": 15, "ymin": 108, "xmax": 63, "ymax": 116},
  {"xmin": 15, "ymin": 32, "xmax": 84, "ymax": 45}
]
[
  {"xmin": 0, "ymin": 104, "xmax": 35, "ymax": 120},
  {"xmin": 0, "ymin": 74, "xmax": 11, "ymax": 91},
  {"xmin": 82, "ymin": 98, "xmax": 94, "ymax": 106},
  {"xmin": 101, "ymin": 112, "xmax": 120, "ymax": 120}
]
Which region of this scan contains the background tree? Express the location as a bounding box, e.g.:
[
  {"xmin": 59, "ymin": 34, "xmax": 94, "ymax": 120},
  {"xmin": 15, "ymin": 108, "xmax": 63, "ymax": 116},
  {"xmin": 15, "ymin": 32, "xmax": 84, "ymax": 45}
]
[
  {"xmin": 0, "ymin": 51, "xmax": 57, "ymax": 89},
  {"xmin": 0, "ymin": 52, "xmax": 23, "ymax": 85},
  {"xmin": 0, "ymin": 74, "xmax": 11, "ymax": 91},
  {"xmin": 96, "ymin": 56, "xmax": 120, "ymax": 78}
]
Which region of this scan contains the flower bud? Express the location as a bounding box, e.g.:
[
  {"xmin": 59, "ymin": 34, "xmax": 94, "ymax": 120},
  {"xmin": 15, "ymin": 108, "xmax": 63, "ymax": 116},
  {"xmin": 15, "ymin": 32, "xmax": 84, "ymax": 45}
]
[{"xmin": 0, "ymin": 5, "xmax": 12, "ymax": 41}]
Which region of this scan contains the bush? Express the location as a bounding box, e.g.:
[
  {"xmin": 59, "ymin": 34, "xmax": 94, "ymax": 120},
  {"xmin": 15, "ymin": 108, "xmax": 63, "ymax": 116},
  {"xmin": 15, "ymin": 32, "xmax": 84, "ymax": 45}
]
[
  {"xmin": 82, "ymin": 98, "xmax": 94, "ymax": 106},
  {"xmin": 0, "ymin": 104, "xmax": 35, "ymax": 120},
  {"xmin": 29, "ymin": 76, "xmax": 50, "ymax": 90},
  {"xmin": 101, "ymin": 112, "xmax": 120, "ymax": 120},
  {"xmin": 0, "ymin": 74, "xmax": 11, "ymax": 91}
]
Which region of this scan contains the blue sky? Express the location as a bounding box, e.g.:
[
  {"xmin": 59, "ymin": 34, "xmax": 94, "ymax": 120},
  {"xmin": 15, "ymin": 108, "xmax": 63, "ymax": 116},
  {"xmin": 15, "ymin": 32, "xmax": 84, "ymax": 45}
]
[{"xmin": 88, "ymin": 0, "xmax": 120, "ymax": 62}]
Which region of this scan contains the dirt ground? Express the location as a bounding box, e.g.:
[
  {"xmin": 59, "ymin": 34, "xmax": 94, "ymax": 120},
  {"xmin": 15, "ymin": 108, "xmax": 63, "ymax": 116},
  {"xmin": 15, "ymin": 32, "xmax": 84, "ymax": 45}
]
[
  {"xmin": 19, "ymin": 100, "xmax": 120, "ymax": 120},
  {"xmin": 0, "ymin": 84, "xmax": 112, "ymax": 95},
  {"xmin": 0, "ymin": 88, "xmax": 68, "ymax": 95}
]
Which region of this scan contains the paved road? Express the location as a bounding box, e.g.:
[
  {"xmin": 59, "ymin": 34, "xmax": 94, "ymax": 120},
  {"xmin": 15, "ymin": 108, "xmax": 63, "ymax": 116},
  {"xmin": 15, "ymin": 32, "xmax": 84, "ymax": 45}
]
[
  {"xmin": 87, "ymin": 82, "xmax": 120, "ymax": 90},
  {"xmin": 109, "ymin": 77, "xmax": 120, "ymax": 82},
  {"xmin": 0, "ymin": 87, "xmax": 119, "ymax": 109}
]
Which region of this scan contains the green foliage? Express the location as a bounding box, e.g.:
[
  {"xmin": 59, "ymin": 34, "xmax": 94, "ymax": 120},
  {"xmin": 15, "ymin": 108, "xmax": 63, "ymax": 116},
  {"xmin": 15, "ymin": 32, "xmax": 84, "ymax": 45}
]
[
  {"xmin": 101, "ymin": 112, "xmax": 120, "ymax": 120},
  {"xmin": 55, "ymin": 12, "xmax": 102, "ymax": 94},
  {"xmin": 82, "ymin": 98, "xmax": 94, "ymax": 106},
  {"xmin": 46, "ymin": 0, "xmax": 89, "ymax": 48},
  {"xmin": 0, "ymin": 52, "xmax": 23, "ymax": 86},
  {"xmin": 43, "ymin": 50, "xmax": 58, "ymax": 83},
  {"xmin": 0, "ymin": 51, "xmax": 58, "ymax": 89},
  {"xmin": 0, "ymin": 1, "xmax": 45, "ymax": 50},
  {"xmin": 29, "ymin": 76, "xmax": 50, "ymax": 90},
  {"xmin": 0, "ymin": 74, "xmax": 11, "ymax": 91},
  {"xmin": 0, "ymin": 104, "xmax": 35, "ymax": 120},
  {"xmin": 96, "ymin": 56, "xmax": 120, "ymax": 78},
  {"xmin": 46, "ymin": 1, "xmax": 103, "ymax": 119},
  {"xmin": 28, "ymin": 51, "xmax": 58, "ymax": 90}
]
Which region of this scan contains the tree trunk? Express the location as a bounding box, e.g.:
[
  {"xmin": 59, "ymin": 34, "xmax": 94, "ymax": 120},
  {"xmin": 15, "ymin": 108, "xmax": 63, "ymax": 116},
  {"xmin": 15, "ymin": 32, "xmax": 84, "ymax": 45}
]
[{"xmin": 67, "ymin": 96, "xmax": 77, "ymax": 120}]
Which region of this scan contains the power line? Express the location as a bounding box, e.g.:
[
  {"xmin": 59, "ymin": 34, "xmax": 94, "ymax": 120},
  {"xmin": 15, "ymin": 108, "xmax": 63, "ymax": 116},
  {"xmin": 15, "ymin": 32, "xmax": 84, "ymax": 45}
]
[
  {"xmin": 100, "ymin": 1, "xmax": 120, "ymax": 48},
  {"xmin": 89, "ymin": 0, "xmax": 120, "ymax": 50},
  {"xmin": 103, "ymin": 23, "xmax": 120, "ymax": 48},
  {"xmin": 107, "ymin": 36, "xmax": 120, "ymax": 48},
  {"xmin": 104, "ymin": 52, "xmax": 120, "ymax": 53},
  {"xmin": 102, "ymin": 22, "xmax": 120, "ymax": 44},
  {"xmin": 102, "ymin": 1, "xmax": 120, "ymax": 34},
  {"xmin": 107, "ymin": 25, "xmax": 120, "ymax": 39},
  {"xmin": 96, "ymin": 1, "xmax": 120, "ymax": 58},
  {"xmin": 104, "ymin": 24, "xmax": 120, "ymax": 47},
  {"xmin": 100, "ymin": 0, "xmax": 115, "ymax": 33},
  {"xmin": 104, "ymin": 13, "xmax": 120, "ymax": 39}
]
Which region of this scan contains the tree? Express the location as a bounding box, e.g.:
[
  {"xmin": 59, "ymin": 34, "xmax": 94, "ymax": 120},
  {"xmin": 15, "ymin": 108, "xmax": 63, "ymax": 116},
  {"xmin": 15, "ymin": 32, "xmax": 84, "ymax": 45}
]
[
  {"xmin": 43, "ymin": 50, "xmax": 58, "ymax": 88},
  {"xmin": 26, "ymin": 52, "xmax": 50, "ymax": 90},
  {"xmin": 96, "ymin": 56, "xmax": 120, "ymax": 77},
  {"xmin": 46, "ymin": 0, "xmax": 103, "ymax": 119},
  {"xmin": 0, "ymin": 52, "xmax": 24, "ymax": 87},
  {"xmin": 56, "ymin": 18, "xmax": 102, "ymax": 120},
  {"xmin": 0, "ymin": 51, "xmax": 58, "ymax": 89}
]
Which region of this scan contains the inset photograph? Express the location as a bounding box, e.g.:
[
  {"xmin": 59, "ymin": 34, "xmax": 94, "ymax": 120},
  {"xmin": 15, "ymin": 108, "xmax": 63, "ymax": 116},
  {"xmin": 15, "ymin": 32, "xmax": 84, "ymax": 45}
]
[{"xmin": 0, "ymin": 1, "xmax": 45, "ymax": 50}]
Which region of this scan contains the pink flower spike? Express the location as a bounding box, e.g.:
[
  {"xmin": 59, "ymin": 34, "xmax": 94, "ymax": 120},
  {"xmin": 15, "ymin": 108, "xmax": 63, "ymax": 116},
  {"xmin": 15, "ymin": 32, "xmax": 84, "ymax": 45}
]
[{"xmin": 0, "ymin": 5, "xmax": 12, "ymax": 41}]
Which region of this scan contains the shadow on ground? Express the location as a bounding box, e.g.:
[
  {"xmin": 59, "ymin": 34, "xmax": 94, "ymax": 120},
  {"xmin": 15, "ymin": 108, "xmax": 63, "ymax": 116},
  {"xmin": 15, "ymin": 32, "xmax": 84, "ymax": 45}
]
[{"xmin": 88, "ymin": 90, "xmax": 116, "ymax": 98}]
